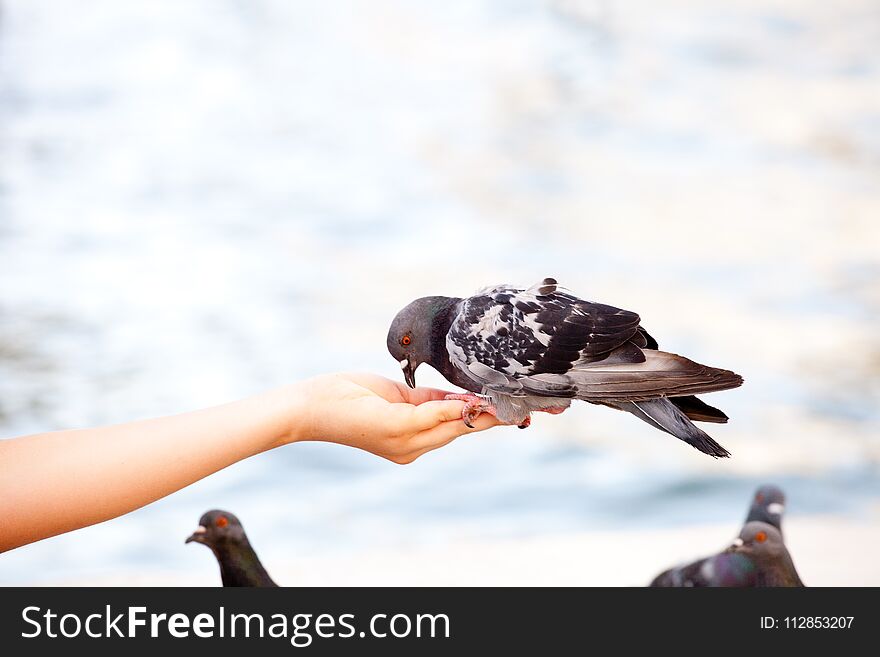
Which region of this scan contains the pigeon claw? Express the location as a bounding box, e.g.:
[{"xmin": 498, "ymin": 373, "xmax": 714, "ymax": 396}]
[
  {"xmin": 444, "ymin": 393, "xmax": 496, "ymax": 428},
  {"xmin": 461, "ymin": 400, "xmax": 496, "ymax": 428}
]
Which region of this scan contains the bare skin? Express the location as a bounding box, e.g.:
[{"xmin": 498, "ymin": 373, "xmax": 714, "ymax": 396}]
[{"xmin": 0, "ymin": 372, "xmax": 499, "ymax": 553}]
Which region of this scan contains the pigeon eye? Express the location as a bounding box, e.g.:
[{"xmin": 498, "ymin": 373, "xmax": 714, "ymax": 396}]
[
  {"xmin": 215, "ymin": 516, "xmax": 228, "ymax": 528},
  {"xmin": 756, "ymin": 493, "xmax": 764, "ymax": 503},
  {"xmin": 401, "ymin": 335, "xmax": 412, "ymax": 346},
  {"xmin": 755, "ymin": 531, "xmax": 767, "ymax": 543}
]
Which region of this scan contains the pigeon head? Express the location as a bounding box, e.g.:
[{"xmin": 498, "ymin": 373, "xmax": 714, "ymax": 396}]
[
  {"xmin": 747, "ymin": 484, "xmax": 786, "ymax": 529},
  {"xmin": 186, "ymin": 509, "xmax": 278, "ymax": 587},
  {"xmin": 727, "ymin": 521, "xmax": 785, "ymax": 561},
  {"xmin": 387, "ymin": 296, "xmax": 455, "ymax": 388},
  {"xmin": 185, "ymin": 509, "xmax": 246, "ymax": 548}
]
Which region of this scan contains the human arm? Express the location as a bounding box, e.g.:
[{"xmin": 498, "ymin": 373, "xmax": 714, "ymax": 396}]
[{"xmin": 0, "ymin": 372, "xmax": 497, "ymax": 552}]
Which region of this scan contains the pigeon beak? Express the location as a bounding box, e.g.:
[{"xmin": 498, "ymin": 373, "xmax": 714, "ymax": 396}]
[
  {"xmin": 400, "ymin": 358, "xmax": 417, "ymax": 389},
  {"xmin": 185, "ymin": 525, "xmax": 207, "ymax": 544},
  {"xmin": 727, "ymin": 537, "xmax": 744, "ymax": 552},
  {"xmin": 767, "ymin": 502, "xmax": 785, "ymax": 516}
]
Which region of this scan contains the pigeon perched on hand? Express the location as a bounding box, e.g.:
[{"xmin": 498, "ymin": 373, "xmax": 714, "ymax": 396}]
[
  {"xmin": 650, "ymin": 485, "xmax": 794, "ymax": 586},
  {"xmin": 186, "ymin": 510, "xmax": 278, "ymax": 587},
  {"xmin": 387, "ymin": 278, "xmax": 742, "ymax": 457},
  {"xmin": 650, "ymin": 522, "xmax": 804, "ymax": 587}
]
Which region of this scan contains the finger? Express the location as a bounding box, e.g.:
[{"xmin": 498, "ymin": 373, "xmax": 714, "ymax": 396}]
[
  {"xmin": 341, "ymin": 373, "xmax": 456, "ymax": 405},
  {"xmin": 404, "ymin": 417, "xmax": 499, "ymax": 461},
  {"xmin": 409, "ymin": 399, "xmax": 469, "ymax": 431},
  {"xmin": 401, "ymin": 386, "xmax": 460, "ymax": 405},
  {"xmin": 410, "ymin": 413, "xmax": 501, "ymax": 452}
]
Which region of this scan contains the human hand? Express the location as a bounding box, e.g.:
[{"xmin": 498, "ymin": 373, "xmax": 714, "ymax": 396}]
[{"xmin": 290, "ymin": 372, "xmax": 500, "ymax": 463}]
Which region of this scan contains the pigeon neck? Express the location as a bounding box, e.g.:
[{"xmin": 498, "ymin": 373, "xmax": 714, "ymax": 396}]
[
  {"xmin": 746, "ymin": 507, "xmax": 782, "ymax": 533},
  {"xmin": 429, "ymin": 298, "xmax": 479, "ymax": 391},
  {"xmin": 212, "ymin": 539, "xmax": 277, "ymax": 587}
]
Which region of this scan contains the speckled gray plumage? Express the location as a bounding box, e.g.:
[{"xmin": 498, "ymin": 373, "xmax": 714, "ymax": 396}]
[{"xmin": 388, "ymin": 278, "xmax": 742, "ymax": 457}]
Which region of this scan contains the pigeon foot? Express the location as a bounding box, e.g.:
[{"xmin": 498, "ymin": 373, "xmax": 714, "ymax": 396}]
[
  {"xmin": 443, "ymin": 393, "xmax": 532, "ymax": 429},
  {"xmin": 536, "ymin": 407, "xmax": 567, "ymax": 415},
  {"xmin": 513, "ymin": 407, "xmax": 562, "ymax": 429},
  {"xmin": 443, "ymin": 393, "xmax": 497, "ymax": 428}
]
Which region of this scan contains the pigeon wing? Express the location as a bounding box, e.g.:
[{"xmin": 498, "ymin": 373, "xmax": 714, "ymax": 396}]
[{"xmin": 445, "ymin": 278, "xmax": 643, "ymax": 397}]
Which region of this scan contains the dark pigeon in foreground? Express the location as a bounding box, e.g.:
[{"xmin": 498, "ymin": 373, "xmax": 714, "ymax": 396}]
[
  {"xmin": 387, "ymin": 278, "xmax": 742, "ymax": 457},
  {"xmin": 651, "ymin": 521, "xmax": 804, "ymax": 587},
  {"xmin": 186, "ymin": 510, "xmax": 278, "ymax": 587},
  {"xmin": 745, "ymin": 484, "xmax": 786, "ymax": 533}
]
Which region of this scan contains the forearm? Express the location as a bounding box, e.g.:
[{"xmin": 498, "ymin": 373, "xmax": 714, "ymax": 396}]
[{"xmin": 0, "ymin": 384, "xmax": 304, "ymax": 552}]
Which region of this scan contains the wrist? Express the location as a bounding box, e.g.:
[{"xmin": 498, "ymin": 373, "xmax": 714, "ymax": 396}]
[{"xmin": 254, "ymin": 381, "xmax": 312, "ymax": 451}]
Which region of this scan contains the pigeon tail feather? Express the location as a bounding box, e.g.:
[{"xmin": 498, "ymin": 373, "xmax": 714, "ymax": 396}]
[
  {"xmin": 669, "ymin": 395, "xmax": 729, "ymax": 423},
  {"xmin": 623, "ymin": 398, "xmax": 731, "ymax": 458}
]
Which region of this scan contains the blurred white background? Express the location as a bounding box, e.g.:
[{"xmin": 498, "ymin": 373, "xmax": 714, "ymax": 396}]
[{"xmin": 0, "ymin": 0, "xmax": 878, "ymax": 585}]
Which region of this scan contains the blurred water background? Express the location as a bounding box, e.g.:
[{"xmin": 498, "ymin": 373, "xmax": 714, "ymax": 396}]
[{"xmin": 0, "ymin": 0, "xmax": 878, "ymax": 584}]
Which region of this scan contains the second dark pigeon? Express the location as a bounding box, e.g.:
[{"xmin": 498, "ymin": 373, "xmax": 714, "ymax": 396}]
[
  {"xmin": 745, "ymin": 484, "xmax": 786, "ymax": 533},
  {"xmin": 186, "ymin": 510, "xmax": 278, "ymax": 587},
  {"xmin": 387, "ymin": 278, "xmax": 743, "ymax": 457}
]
